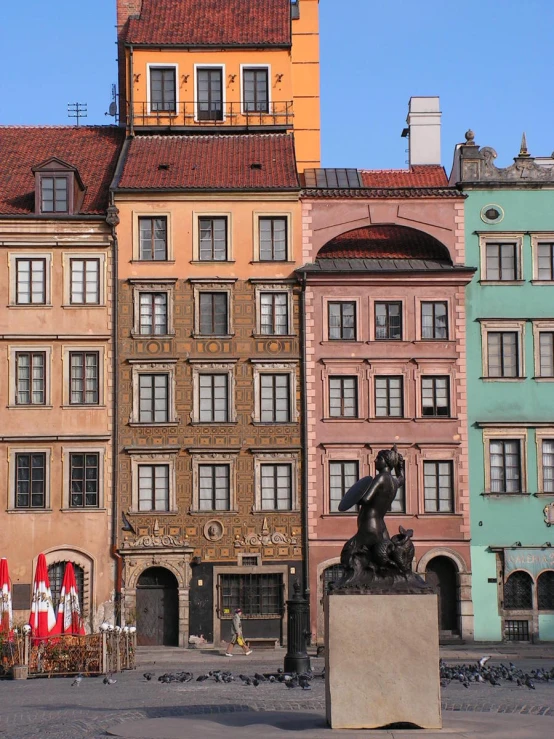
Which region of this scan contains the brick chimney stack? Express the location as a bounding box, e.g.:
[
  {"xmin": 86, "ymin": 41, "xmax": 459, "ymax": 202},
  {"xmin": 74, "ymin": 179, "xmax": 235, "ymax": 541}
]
[{"xmin": 117, "ymin": 0, "xmax": 143, "ymax": 37}]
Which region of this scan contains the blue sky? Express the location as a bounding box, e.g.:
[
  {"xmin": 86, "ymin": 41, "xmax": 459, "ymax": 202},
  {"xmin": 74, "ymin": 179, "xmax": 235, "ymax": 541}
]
[{"xmin": 2, "ymin": 0, "xmax": 554, "ymax": 170}]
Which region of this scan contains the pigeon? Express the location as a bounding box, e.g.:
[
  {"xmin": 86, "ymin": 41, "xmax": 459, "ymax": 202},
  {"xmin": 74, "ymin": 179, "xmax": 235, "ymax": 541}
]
[
  {"xmin": 143, "ymin": 672, "xmax": 154, "ymax": 681},
  {"xmin": 103, "ymin": 675, "xmax": 117, "ymax": 685},
  {"xmin": 239, "ymin": 674, "xmax": 250, "ymax": 682},
  {"xmin": 268, "ymin": 675, "xmax": 276, "ymax": 683},
  {"xmin": 254, "ymin": 672, "xmax": 266, "ymax": 682},
  {"xmin": 478, "ymin": 656, "xmax": 491, "ymax": 668},
  {"xmin": 71, "ymin": 675, "xmax": 83, "ymax": 687},
  {"xmin": 285, "ymin": 679, "xmax": 296, "ymax": 689},
  {"xmin": 298, "ymin": 675, "xmax": 311, "ymax": 690},
  {"xmin": 197, "ymin": 674, "xmax": 210, "ymax": 682},
  {"xmin": 252, "ymin": 679, "xmax": 260, "ymax": 687},
  {"xmin": 525, "ymin": 677, "xmax": 536, "ymax": 690}
]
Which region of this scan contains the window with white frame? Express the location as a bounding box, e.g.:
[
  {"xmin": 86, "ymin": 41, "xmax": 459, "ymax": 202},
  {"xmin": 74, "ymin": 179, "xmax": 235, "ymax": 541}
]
[
  {"xmin": 536, "ymin": 242, "xmax": 554, "ymax": 281},
  {"xmin": 489, "ymin": 439, "xmax": 522, "ymax": 493},
  {"xmin": 259, "ymin": 217, "xmax": 288, "ymax": 261},
  {"xmin": 41, "ymin": 176, "xmax": 68, "ymax": 213},
  {"xmin": 421, "ymin": 302, "xmax": 448, "ymax": 340},
  {"xmin": 389, "ymin": 469, "xmax": 406, "ymax": 513},
  {"xmin": 138, "ymin": 464, "xmax": 170, "ymax": 511},
  {"xmin": 15, "ymin": 452, "xmax": 47, "ymax": 509},
  {"xmin": 329, "ymin": 376, "xmax": 358, "ymax": 418},
  {"xmin": 487, "ymin": 332, "xmax": 519, "ymax": 377},
  {"xmin": 538, "ymin": 332, "xmax": 554, "ymax": 377},
  {"xmin": 199, "ymin": 217, "xmax": 228, "ymax": 261},
  {"xmin": 70, "ymin": 259, "xmax": 100, "ymax": 304},
  {"xmin": 328, "ymin": 302, "xmax": 356, "ymax": 341},
  {"xmin": 197, "ymin": 67, "xmax": 223, "ymax": 121},
  {"xmin": 485, "ymin": 242, "xmax": 520, "ymax": 281},
  {"xmin": 375, "ymin": 376, "xmax": 403, "ymax": 417},
  {"xmin": 138, "ymin": 373, "xmax": 169, "ymax": 423},
  {"xmin": 199, "ymin": 464, "xmax": 230, "ymax": 510},
  {"xmin": 260, "ymin": 373, "xmax": 291, "ymax": 423},
  {"xmin": 424, "ymin": 461, "xmax": 454, "ymax": 512},
  {"xmin": 139, "ymin": 217, "xmax": 168, "ymax": 261},
  {"xmin": 150, "ymin": 67, "xmax": 176, "ymax": 112},
  {"xmin": 199, "ymin": 292, "xmax": 229, "ymax": 335},
  {"xmin": 16, "ymin": 351, "xmax": 46, "ymax": 405},
  {"xmin": 329, "ymin": 460, "xmax": 358, "ymax": 512},
  {"xmin": 243, "ymin": 67, "xmax": 269, "ymax": 113},
  {"xmin": 260, "ymin": 463, "xmax": 292, "ymax": 511},
  {"xmin": 139, "ymin": 292, "xmax": 168, "ymax": 335},
  {"xmin": 70, "ymin": 352, "xmax": 99, "ymax": 405},
  {"xmin": 69, "ymin": 453, "xmax": 100, "ymax": 508},
  {"xmin": 421, "ymin": 376, "xmax": 450, "ymax": 417},
  {"xmin": 542, "ymin": 440, "xmax": 554, "ymax": 494},
  {"xmin": 260, "ymin": 292, "xmax": 289, "ymax": 335},
  {"xmin": 375, "ymin": 302, "xmax": 402, "ymax": 340},
  {"xmin": 16, "ymin": 258, "xmax": 46, "ymax": 304},
  {"xmin": 199, "ymin": 373, "xmax": 229, "ymax": 423}
]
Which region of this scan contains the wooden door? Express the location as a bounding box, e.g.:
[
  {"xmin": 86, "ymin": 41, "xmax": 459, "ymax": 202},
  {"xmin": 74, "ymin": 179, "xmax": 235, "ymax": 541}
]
[{"xmin": 136, "ymin": 567, "xmax": 179, "ymax": 646}]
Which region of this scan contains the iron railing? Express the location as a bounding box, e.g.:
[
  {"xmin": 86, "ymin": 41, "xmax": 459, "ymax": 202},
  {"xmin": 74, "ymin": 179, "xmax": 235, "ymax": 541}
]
[{"xmin": 130, "ymin": 100, "xmax": 294, "ymax": 129}]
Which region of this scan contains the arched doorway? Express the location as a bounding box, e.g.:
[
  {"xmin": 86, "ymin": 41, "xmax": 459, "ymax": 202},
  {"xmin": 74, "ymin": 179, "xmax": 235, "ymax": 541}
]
[
  {"xmin": 426, "ymin": 556, "xmax": 459, "ymax": 633},
  {"xmin": 136, "ymin": 567, "xmax": 179, "ymax": 646}
]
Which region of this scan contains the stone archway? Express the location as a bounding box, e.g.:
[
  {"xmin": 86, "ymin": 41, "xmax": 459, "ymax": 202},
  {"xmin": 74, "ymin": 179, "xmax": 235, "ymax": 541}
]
[
  {"xmin": 136, "ymin": 567, "xmax": 179, "ymax": 646},
  {"xmin": 426, "ymin": 556, "xmax": 459, "ymax": 633}
]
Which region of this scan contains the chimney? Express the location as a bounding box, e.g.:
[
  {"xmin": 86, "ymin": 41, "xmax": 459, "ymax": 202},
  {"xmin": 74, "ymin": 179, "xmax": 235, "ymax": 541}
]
[
  {"xmin": 402, "ymin": 96, "xmax": 441, "ymax": 167},
  {"xmin": 117, "ymin": 0, "xmax": 143, "ymax": 36}
]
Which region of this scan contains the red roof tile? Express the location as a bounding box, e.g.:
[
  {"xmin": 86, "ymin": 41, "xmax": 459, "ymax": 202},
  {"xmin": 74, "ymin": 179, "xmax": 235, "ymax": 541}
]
[
  {"xmin": 359, "ymin": 165, "xmax": 448, "ymax": 188},
  {"xmin": 117, "ymin": 134, "xmax": 299, "ymax": 190},
  {"xmin": 317, "ymin": 225, "xmax": 451, "ymax": 262},
  {"xmin": 302, "ymin": 187, "xmax": 461, "ymax": 199},
  {"xmin": 0, "ymin": 127, "xmax": 125, "ymax": 215},
  {"xmin": 124, "ymin": 0, "xmax": 291, "ymax": 46}
]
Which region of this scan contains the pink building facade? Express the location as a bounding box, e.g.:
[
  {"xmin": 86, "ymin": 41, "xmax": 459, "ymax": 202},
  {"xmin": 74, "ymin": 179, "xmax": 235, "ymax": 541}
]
[{"xmin": 300, "ymin": 168, "xmax": 475, "ymax": 643}]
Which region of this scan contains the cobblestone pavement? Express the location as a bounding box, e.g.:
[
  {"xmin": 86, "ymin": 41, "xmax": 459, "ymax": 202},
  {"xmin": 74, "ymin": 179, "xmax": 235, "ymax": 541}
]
[{"xmin": 1, "ymin": 653, "xmax": 554, "ymax": 739}]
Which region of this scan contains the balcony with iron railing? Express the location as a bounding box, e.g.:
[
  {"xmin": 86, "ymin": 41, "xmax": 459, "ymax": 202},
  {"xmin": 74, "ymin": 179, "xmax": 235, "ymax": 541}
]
[{"xmin": 128, "ymin": 100, "xmax": 294, "ymax": 132}]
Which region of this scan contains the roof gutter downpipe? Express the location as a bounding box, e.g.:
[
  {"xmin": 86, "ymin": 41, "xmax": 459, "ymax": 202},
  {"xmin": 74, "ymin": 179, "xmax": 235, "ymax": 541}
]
[
  {"xmin": 129, "ymin": 45, "xmax": 135, "ymax": 137},
  {"xmin": 299, "ymin": 272, "xmax": 310, "ymax": 607}
]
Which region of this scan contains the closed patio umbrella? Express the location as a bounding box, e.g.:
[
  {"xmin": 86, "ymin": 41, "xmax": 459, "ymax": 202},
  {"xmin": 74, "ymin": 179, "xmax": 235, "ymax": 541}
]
[
  {"xmin": 0, "ymin": 558, "xmax": 12, "ymax": 633},
  {"xmin": 29, "ymin": 554, "xmax": 56, "ymax": 638},
  {"xmin": 53, "ymin": 562, "xmax": 85, "ymax": 635}
]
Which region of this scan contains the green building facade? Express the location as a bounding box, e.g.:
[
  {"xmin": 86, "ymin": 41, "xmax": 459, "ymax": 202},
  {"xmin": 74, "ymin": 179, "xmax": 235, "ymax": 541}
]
[{"xmin": 452, "ymin": 133, "xmax": 554, "ymax": 642}]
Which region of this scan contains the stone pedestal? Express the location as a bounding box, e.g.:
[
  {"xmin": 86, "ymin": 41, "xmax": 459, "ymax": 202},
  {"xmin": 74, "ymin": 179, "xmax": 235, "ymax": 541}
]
[{"xmin": 325, "ymin": 592, "xmax": 441, "ymax": 729}]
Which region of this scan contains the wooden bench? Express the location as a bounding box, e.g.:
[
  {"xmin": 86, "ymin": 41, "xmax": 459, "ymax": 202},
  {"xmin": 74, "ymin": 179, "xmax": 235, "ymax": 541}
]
[{"xmin": 245, "ymin": 638, "xmax": 279, "ymax": 650}]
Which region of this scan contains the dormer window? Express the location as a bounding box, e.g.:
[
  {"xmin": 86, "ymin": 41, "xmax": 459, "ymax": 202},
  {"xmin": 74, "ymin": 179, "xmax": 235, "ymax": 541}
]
[
  {"xmin": 32, "ymin": 157, "xmax": 85, "ymax": 216},
  {"xmin": 41, "ymin": 176, "xmax": 69, "ymax": 213}
]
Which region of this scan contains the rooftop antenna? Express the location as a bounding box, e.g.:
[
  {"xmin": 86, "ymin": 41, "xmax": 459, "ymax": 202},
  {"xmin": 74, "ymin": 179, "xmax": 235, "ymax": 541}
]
[
  {"xmin": 105, "ymin": 84, "xmax": 117, "ymax": 119},
  {"xmin": 68, "ymin": 102, "xmax": 87, "ymax": 127}
]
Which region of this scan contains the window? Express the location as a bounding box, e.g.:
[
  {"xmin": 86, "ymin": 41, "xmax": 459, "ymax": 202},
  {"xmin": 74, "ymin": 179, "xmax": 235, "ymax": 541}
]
[
  {"xmin": 70, "ymin": 352, "xmax": 99, "ymax": 405},
  {"xmin": 199, "ymin": 292, "xmax": 228, "ymax": 335},
  {"xmin": 539, "ymin": 332, "xmax": 554, "ymax": 377},
  {"xmin": 328, "ymin": 302, "xmax": 356, "ymax": 341},
  {"xmin": 260, "ymin": 293, "xmax": 288, "ymax": 335},
  {"xmin": 323, "ymin": 565, "xmax": 346, "ymax": 593},
  {"xmin": 485, "ymin": 242, "xmax": 519, "ymax": 281},
  {"xmin": 199, "ymin": 374, "xmax": 229, "ymax": 422},
  {"xmin": 489, "ymin": 439, "xmax": 521, "ymax": 493},
  {"xmin": 219, "ymin": 573, "xmax": 283, "ymax": 616},
  {"xmin": 329, "ymin": 461, "xmax": 358, "ymax": 512},
  {"xmin": 504, "ymin": 619, "xmax": 530, "ymax": 641},
  {"xmin": 199, "ymin": 217, "xmax": 228, "ymax": 261},
  {"xmin": 421, "ymin": 377, "xmax": 450, "ymax": 417},
  {"xmin": 139, "ymin": 374, "xmax": 169, "ymax": 423},
  {"xmin": 487, "ymin": 332, "xmax": 519, "ymax": 377},
  {"xmin": 260, "ymin": 374, "xmax": 290, "ymax": 423},
  {"xmin": 329, "ymin": 376, "xmax": 358, "ymax": 418},
  {"xmin": 48, "ymin": 563, "xmax": 84, "ymax": 613},
  {"xmin": 16, "ymin": 259, "xmax": 46, "ymax": 304},
  {"xmin": 199, "ymin": 464, "xmax": 230, "ymax": 511},
  {"xmin": 69, "ymin": 453, "xmax": 99, "ymax": 508},
  {"xmin": 243, "ymin": 68, "xmax": 269, "ymax": 113},
  {"xmin": 424, "ymin": 461, "xmax": 453, "ymax": 512},
  {"xmin": 542, "ymin": 440, "xmax": 554, "ymax": 494},
  {"xmin": 389, "ymin": 470, "xmax": 406, "ymax": 513},
  {"xmin": 537, "ymin": 571, "xmax": 554, "ymax": 610},
  {"xmin": 504, "ymin": 571, "xmax": 533, "ymax": 610},
  {"xmin": 150, "ymin": 67, "xmax": 176, "ymax": 112},
  {"xmin": 537, "ymin": 243, "xmax": 554, "ymax": 281},
  {"xmin": 138, "ymin": 464, "xmax": 169, "ymax": 511},
  {"xmin": 139, "ymin": 293, "xmax": 168, "ymax": 335},
  {"xmin": 16, "ymin": 352, "xmax": 45, "ymax": 405},
  {"xmin": 70, "ymin": 259, "xmax": 99, "ymax": 304},
  {"xmin": 421, "ymin": 302, "xmax": 448, "ymax": 340},
  {"xmin": 259, "ymin": 217, "xmax": 287, "ymax": 261},
  {"xmin": 139, "ymin": 217, "xmax": 167, "ymax": 261},
  {"xmin": 261, "ymin": 464, "xmax": 292, "ymax": 510},
  {"xmin": 375, "ymin": 376, "xmax": 403, "ymax": 417},
  {"xmin": 41, "ymin": 177, "xmax": 68, "ymax": 213},
  {"xmin": 375, "ymin": 302, "xmax": 402, "ymax": 340},
  {"xmin": 15, "ymin": 453, "xmax": 46, "ymax": 509},
  {"xmin": 197, "ymin": 67, "xmax": 223, "ymax": 121}
]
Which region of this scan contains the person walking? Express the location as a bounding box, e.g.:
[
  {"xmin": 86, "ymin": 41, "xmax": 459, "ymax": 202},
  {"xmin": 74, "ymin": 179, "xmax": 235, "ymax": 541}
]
[{"xmin": 225, "ymin": 608, "xmax": 252, "ymax": 656}]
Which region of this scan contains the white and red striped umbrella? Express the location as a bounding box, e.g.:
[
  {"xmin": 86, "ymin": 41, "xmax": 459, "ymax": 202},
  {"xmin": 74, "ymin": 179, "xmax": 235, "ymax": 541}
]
[
  {"xmin": 29, "ymin": 554, "xmax": 56, "ymax": 638},
  {"xmin": 53, "ymin": 562, "xmax": 85, "ymax": 636},
  {"xmin": 0, "ymin": 558, "xmax": 12, "ymax": 633}
]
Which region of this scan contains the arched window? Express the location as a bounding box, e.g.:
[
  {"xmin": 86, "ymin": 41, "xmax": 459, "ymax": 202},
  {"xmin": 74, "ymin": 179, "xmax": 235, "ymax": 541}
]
[
  {"xmin": 323, "ymin": 564, "xmax": 345, "ymax": 593},
  {"xmin": 48, "ymin": 562, "xmax": 85, "ymax": 613},
  {"xmin": 504, "ymin": 571, "xmax": 533, "ymax": 610},
  {"xmin": 537, "ymin": 571, "xmax": 554, "ymax": 610}
]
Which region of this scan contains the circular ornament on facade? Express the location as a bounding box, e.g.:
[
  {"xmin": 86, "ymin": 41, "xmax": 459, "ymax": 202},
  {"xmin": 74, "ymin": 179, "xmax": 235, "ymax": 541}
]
[
  {"xmin": 266, "ymin": 340, "xmax": 282, "ymax": 354},
  {"xmin": 206, "ymin": 341, "xmax": 221, "ymax": 354},
  {"xmin": 480, "ymin": 204, "xmax": 504, "ymax": 224},
  {"xmin": 204, "ymin": 520, "xmax": 224, "ymax": 541},
  {"xmin": 146, "ymin": 341, "xmax": 161, "ymax": 354}
]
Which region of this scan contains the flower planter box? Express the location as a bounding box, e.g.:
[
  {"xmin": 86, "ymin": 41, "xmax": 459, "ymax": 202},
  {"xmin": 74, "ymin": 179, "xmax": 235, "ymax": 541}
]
[{"xmin": 12, "ymin": 665, "xmax": 28, "ymax": 680}]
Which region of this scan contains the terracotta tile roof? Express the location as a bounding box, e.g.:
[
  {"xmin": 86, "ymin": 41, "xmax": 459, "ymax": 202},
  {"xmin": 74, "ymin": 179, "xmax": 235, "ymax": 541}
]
[
  {"xmin": 117, "ymin": 134, "xmax": 299, "ymax": 190},
  {"xmin": 299, "ymin": 258, "xmax": 468, "ymax": 274},
  {"xmin": 0, "ymin": 126, "xmax": 125, "ymax": 215},
  {"xmin": 317, "ymin": 225, "xmax": 452, "ymax": 262},
  {"xmin": 124, "ymin": 0, "xmax": 291, "ymax": 46},
  {"xmin": 302, "ymin": 187, "xmax": 462, "ymax": 199},
  {"xmin": 359, "ymin": 165, "xmax": 448, "ymax": 188}
]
